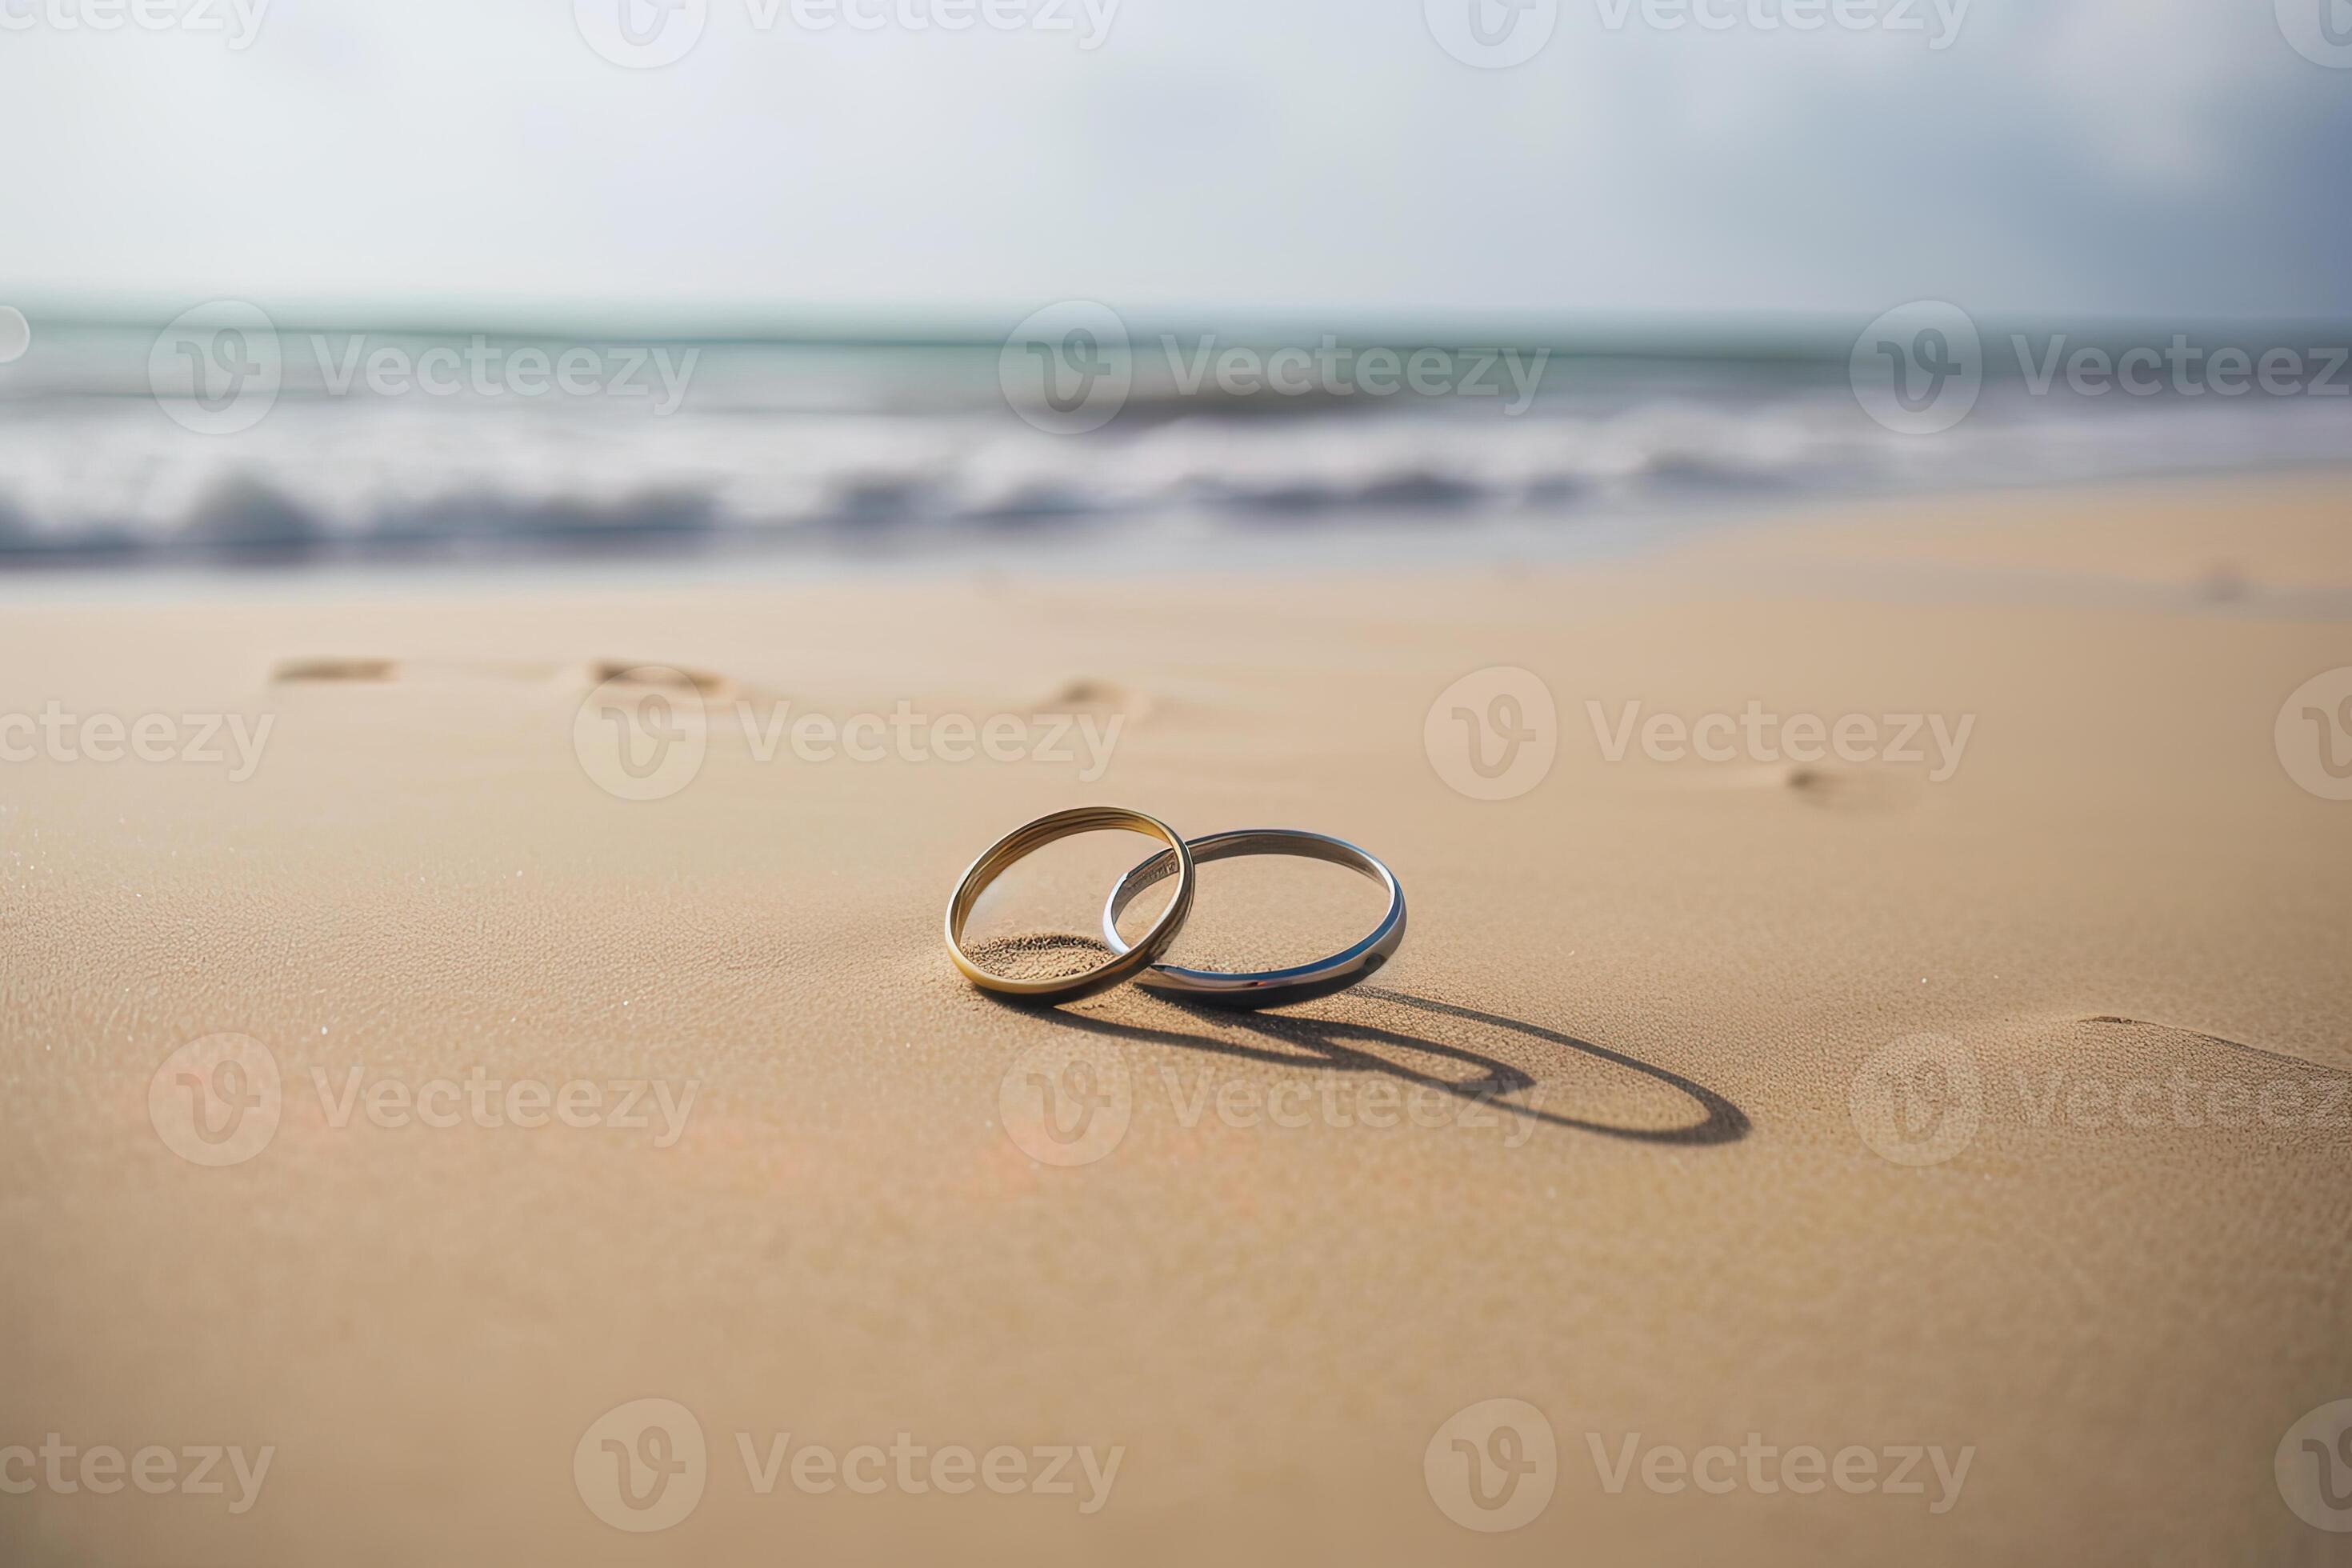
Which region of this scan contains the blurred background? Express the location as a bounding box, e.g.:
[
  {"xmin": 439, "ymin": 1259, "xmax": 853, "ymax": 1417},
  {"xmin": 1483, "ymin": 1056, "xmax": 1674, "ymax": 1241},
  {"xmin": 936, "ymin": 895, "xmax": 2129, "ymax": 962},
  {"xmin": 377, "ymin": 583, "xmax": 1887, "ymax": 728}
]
[{"xmin": 0, "ymin": 0, "xmax": 2346, "ymax": 571}]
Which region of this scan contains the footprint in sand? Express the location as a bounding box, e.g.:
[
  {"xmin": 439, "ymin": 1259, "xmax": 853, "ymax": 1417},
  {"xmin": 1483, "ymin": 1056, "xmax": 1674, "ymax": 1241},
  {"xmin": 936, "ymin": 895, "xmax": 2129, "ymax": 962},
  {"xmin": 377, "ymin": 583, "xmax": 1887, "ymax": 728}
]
[
  {"xmin": 578, "ymin": 661, "xmax": 736, "ymax": 700},
  {"xmin": 270, "ymin": 657, "xmax": 401, "ymax": 684},
  {"xmin": 1691, "ymin": 762, "xmax": 1924, "ymax": 812},
  {"xmin": 270, "ymin": 656, "xmax": 738, "ymax": 700},
  {"xmin": 1039, "ymin": 677, "xmax": 1151, "ymax": 722},
  {"xmin": 1778, "ymin": 763, "xmax": 1923, "ymax": 812}
]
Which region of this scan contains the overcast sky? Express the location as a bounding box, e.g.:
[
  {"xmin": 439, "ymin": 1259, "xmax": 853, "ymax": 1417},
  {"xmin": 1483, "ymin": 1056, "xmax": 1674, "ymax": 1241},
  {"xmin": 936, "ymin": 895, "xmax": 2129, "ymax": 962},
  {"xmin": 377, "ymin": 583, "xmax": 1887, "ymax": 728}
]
[{"xmin": 2, "ymin": 0, "xmax": 2347, "ymax": 332}]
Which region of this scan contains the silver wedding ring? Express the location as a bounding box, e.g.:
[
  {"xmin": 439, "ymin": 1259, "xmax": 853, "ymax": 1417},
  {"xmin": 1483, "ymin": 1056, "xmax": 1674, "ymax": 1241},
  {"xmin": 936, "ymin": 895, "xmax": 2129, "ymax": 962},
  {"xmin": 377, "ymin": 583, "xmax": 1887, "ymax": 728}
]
[{"xmin": 1102, "ymin": 829, "xmax": 1406, "ymax": 1010}]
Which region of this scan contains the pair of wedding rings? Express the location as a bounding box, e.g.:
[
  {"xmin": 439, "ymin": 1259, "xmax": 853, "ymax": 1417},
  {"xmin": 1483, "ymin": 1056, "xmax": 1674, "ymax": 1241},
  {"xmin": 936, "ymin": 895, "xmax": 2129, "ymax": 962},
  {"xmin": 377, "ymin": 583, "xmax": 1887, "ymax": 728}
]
[{"xmin": 944, "ymin": 806, "xmax": 1407, "ymax": 1008}]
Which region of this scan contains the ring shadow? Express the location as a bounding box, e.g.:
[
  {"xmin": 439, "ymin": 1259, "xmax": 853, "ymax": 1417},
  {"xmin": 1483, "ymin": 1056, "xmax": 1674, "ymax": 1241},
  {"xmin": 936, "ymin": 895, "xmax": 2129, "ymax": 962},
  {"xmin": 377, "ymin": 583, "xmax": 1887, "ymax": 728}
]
[{"xmin": 990, "ymin": 983, "xmax": 1749, "ymax": 1147}]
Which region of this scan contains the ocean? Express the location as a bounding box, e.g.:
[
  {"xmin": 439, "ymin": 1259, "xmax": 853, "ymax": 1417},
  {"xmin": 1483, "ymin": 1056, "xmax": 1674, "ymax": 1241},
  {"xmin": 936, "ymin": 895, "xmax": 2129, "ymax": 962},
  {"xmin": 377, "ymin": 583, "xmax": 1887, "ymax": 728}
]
[{"xmin": 1, "ymin": 319, "xmax": 2344, "ymax": 572}]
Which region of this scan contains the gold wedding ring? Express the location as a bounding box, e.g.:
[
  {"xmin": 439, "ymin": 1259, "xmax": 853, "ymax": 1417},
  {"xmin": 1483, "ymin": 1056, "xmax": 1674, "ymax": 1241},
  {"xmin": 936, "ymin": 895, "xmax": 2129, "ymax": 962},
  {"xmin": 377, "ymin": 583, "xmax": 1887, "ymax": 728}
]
[{"xmin": 944, "ymin": 806, "xmax": 1198, "ymax": 1006}]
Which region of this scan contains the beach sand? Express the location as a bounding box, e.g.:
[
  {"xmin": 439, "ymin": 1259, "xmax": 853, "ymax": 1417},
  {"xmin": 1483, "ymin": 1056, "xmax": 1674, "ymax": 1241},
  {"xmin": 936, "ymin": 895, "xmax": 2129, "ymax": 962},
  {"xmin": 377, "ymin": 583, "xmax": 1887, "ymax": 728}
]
[{"xmin": 2, "ymin": 471, "xmax": 2349, "ymax": 1565}]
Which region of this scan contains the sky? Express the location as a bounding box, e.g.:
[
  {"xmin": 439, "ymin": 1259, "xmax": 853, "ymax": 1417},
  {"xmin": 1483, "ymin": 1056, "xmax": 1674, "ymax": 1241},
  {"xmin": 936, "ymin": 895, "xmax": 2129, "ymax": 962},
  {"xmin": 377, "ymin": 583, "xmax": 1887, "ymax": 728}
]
[{"xmin": 2, "ymin": 0, "xmax": 2348, "ymax": 333}]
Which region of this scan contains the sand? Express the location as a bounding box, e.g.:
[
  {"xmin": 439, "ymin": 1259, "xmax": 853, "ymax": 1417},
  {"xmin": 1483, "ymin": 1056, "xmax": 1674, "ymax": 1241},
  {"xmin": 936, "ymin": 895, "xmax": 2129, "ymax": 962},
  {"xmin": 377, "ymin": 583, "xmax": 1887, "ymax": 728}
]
[{"xmin": 2, "ymin": 471, "xmax": 2349, "ymax": 1566}]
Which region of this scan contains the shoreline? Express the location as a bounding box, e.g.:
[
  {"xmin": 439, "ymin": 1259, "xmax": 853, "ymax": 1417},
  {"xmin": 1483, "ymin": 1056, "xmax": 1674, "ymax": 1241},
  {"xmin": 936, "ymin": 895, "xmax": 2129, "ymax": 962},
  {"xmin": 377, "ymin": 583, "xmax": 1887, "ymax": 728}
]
[{"xmin": 0, "ymin": 460, "xmax": 2346, "ymax": 607}]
